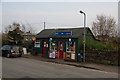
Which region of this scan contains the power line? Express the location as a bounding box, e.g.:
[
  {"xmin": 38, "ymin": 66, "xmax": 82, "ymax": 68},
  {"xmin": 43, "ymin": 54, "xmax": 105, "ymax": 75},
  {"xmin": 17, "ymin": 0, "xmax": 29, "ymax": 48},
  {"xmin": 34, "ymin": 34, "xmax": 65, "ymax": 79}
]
[
  {"xmin": 29, "ymin": 21, "xmax": 75, "ymax": 27},
  {"xmin": 46, "ymin": 22, "xmax": 71, "ymax": 27}
]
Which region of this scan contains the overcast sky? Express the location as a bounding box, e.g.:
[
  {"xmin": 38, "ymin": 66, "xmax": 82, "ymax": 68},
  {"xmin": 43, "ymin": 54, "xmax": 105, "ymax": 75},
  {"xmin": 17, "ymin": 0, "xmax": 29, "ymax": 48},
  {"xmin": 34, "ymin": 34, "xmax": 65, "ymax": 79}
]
[{"xmin": 1, "ymin": 0, "xmax": 119, "ymax": 33}]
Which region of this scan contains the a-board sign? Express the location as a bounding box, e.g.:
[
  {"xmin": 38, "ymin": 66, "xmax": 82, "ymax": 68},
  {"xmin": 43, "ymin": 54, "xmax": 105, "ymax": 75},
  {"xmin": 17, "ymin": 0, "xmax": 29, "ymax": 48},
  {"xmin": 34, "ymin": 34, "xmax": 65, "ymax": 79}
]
[
  {"xmin": 23, "ymin": 48, "xmax": 27, "ymax": 54},
  {"xmin": 49, "ymin": 50, "xmax": 55, "ymax": 58}
]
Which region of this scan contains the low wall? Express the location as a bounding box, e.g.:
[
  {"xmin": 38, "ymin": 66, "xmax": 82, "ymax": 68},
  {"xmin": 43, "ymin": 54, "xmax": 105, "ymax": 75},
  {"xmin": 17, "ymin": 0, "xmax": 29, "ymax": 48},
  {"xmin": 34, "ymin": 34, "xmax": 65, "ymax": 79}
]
[{"xmin": 85, "ymin": 50, "xmax": 118, "ymax": 66}]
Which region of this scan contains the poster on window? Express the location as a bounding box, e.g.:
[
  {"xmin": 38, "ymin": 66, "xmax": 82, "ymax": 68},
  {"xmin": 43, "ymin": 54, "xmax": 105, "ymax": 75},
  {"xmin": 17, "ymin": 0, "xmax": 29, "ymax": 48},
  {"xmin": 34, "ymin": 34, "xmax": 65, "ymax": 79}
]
[
  {"xmin": 71, "ymin": 53, "xmax": 75, "ymax": 60},
  {"xmin": 66, "ymin": 52, "xmax": 71, "ymax": 59}
]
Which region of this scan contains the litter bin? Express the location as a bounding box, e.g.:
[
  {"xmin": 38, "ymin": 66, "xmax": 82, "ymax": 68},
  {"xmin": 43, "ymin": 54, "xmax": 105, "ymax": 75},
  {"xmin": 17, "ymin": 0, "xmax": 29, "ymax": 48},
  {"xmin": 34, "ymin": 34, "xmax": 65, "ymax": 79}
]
[{"xmin": 77, "ymin": 53, "xmax": 83, "ymax": 62}]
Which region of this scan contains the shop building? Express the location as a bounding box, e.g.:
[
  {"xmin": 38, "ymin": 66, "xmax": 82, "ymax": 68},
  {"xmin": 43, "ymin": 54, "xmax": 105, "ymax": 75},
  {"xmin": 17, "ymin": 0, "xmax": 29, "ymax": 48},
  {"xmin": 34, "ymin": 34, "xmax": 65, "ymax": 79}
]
[{"xmin": 34, "ymin": 27, "xmax": 95, "ymax": 61}]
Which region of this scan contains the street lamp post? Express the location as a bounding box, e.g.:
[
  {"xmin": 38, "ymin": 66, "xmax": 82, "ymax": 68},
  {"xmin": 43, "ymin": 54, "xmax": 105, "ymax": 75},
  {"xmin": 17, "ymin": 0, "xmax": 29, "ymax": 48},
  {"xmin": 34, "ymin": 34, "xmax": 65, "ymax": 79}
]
[{"xmin": 80, "ymin": 10, "xmax": 86, "ymax": 62}]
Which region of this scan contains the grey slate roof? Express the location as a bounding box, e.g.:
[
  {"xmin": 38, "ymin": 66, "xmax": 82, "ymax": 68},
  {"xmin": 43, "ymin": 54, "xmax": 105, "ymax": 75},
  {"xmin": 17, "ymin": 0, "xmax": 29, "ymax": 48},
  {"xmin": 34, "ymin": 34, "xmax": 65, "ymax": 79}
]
[{"xmin": 36, "ymin": 27, "xmax": 92, "ymax": 38}]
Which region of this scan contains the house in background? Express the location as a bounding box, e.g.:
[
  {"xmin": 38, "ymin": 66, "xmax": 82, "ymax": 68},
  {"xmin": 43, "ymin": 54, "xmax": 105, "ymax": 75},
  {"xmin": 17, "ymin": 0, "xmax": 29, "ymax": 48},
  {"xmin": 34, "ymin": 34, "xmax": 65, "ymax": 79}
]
[
  {"xmin": 23, "ymin": 31, "xmax": 35, "ymax": 41},
  {"xmin": 34, "ymin": 27, "xmax": 96, "ymax": 61}
]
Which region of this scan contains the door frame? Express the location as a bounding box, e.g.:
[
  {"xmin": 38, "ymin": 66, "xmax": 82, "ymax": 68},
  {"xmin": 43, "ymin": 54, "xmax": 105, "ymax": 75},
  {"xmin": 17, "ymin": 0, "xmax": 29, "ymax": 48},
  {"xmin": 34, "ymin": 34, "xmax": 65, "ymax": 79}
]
[
  {"xmin": 42, "ymin": 41, "xmax": 47, "ymax": 56},
  {"xmin": 58, "ymin": 41, "xmax": 64, "ymax": 59}
]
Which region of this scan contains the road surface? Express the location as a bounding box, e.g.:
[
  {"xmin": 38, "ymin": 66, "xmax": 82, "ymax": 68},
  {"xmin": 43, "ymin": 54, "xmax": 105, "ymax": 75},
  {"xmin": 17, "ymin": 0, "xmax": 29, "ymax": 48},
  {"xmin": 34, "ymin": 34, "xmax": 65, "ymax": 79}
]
[{"xmin": 2, "ymin": 57, "xmax": 119, "ymax": 78}]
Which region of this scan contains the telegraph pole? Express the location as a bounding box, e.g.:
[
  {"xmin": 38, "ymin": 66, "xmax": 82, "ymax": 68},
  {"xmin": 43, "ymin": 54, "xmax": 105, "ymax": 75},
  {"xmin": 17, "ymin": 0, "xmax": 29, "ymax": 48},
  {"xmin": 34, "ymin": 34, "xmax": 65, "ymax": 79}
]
[{"xmin": 44, "ymin": 22, "xmax": 45, "ymax": 30}]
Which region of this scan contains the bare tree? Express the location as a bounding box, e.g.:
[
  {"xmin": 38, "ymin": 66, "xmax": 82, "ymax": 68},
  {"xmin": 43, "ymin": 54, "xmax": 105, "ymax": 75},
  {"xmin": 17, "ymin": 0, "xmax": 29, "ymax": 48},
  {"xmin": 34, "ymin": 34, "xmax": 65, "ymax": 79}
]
[
  {"xmin": 3, "ymin": 22, "xmax": 35, "ymax": 34},
  {"xmin": 2, "ymin": 22, "xmax": 36, "ymax": 46},
  {"xmin": 92, "ymin": 15, "xmax": 117, "ymax": 41},
  {"xmin": 26, "ymin": 23, "xmax": 36, "ymax": 34}
]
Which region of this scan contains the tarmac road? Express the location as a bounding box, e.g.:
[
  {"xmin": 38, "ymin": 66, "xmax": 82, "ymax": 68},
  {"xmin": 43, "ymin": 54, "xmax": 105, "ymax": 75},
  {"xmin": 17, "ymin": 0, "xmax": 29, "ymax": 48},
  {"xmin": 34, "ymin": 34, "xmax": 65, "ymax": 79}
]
[{"xmin": 2, "ymin": 57, "xmax": 119, "ymax": 78}]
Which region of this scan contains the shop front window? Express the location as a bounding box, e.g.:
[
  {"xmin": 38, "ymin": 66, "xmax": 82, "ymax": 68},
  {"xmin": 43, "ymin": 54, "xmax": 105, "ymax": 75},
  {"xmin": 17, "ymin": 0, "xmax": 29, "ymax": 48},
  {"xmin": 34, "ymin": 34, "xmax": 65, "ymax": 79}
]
[
  {"xmin": 66, "ymin": 41, "xmax": 76, "ymax": 60},
  {"xmin": 60, "ymin": 43, "xmax": 63, "ymax": 50},
  {"xmin": 49, "ymin": 41, "xmax": 57, "ymax": 58},
  {"xmin": 50, "ymin": 41, "xmax": 57, "ymax": 51},
  {"xmin": 66, "ymin": 42, "xmax": 75, "ymax": 53},
  {"xmin": 44, "ymin": 41, "xmax": 47, "ymax": 47}
]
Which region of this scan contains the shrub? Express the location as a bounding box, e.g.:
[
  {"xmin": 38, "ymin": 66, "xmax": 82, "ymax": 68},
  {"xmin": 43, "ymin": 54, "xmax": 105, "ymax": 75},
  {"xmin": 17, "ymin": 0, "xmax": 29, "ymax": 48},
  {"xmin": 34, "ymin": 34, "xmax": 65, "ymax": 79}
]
[{"xmin": 85, "ymin": 39, "xmax": 117, "ymax": 51}]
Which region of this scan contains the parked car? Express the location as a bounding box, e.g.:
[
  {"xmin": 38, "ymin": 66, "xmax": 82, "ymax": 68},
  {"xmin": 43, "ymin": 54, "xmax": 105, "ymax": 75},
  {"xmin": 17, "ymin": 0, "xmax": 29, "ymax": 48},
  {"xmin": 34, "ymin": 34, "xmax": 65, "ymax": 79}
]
[{"xmin": 0, "ymin": 45, "xmax": 23, "ymax": 58}]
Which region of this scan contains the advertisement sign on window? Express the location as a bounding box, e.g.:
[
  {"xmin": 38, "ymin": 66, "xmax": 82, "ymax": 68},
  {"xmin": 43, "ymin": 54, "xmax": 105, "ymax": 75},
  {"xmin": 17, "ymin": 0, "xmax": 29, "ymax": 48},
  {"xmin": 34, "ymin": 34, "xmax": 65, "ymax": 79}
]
[
  {"xmin": 71, "ymin": 53, "xmax": 75, "ymax": 60},
  {"xmin": 34, "ymin": 41, "xmax": 40, "ymax": 47}
]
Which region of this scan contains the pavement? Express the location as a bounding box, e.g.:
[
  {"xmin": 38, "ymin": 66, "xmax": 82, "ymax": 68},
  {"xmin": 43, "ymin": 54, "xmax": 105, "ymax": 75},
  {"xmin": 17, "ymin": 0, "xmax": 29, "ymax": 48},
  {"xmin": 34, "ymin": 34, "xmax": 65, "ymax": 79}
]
[{"xmin": 22, "ymin": 54, "xmax": 119, "ymax": 74}]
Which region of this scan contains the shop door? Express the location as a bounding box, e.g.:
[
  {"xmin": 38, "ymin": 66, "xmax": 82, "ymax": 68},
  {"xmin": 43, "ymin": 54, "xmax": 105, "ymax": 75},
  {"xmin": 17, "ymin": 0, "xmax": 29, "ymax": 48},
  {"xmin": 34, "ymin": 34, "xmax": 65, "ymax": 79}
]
[
  {"xmin": 58, "ymin": 41, "xmax": 64, "ymax": 59},
  {"xmin": 49, "ymin": 41, "xmax": 57, "ymax": 58},
  {"xmin": 43, "ymin": 41, "xmax": 47, "ymax": 56}
]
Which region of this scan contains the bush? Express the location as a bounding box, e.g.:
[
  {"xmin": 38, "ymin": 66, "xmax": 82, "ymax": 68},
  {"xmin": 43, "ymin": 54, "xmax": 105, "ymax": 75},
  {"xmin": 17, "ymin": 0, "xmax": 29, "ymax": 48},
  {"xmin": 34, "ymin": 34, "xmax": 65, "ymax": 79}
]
[{"xmin": 85, "ymin": 39, "xmax": 117, "ymax": 51}]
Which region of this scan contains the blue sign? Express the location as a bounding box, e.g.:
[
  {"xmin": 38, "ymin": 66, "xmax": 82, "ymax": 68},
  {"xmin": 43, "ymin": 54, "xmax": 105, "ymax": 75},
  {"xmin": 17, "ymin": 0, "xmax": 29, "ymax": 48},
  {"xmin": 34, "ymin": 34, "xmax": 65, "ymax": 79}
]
[{"xmin": 55, "ymin": 32, "xmax": 72, "ymax": 36}]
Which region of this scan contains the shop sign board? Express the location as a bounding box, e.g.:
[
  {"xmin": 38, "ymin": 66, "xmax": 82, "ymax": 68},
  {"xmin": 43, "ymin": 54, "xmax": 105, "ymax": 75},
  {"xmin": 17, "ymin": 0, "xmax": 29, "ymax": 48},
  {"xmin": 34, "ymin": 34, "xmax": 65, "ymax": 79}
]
[{"xmin": 55, "ymin": 32, "xmax": 72, "ymax": 36}]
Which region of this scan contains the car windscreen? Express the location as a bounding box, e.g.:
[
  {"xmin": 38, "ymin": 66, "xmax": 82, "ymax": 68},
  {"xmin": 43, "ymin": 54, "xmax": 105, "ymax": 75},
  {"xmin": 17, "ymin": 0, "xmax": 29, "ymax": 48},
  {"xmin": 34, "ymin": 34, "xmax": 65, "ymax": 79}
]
[
  {"xmin": 12, "ymin": 46, "xmax": 19, "ymax": 50},
  {"xmin": 2, "ymin": 45, "xmax": 12, "ymax": 50}
]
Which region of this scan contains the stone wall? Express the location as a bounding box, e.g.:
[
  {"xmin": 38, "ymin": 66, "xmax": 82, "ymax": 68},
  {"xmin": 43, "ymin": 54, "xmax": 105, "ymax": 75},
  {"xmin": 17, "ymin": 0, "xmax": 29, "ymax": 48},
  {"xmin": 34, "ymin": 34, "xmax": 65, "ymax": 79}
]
[{"xmin": 85, "ymin": 50, "xmax": 118, "ymax": 66}]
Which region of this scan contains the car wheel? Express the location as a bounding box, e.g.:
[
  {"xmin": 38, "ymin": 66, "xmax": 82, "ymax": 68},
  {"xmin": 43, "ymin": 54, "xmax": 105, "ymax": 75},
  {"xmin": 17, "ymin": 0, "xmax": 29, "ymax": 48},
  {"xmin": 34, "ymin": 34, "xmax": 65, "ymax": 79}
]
[{"xmin": 7, "ymin": 54, "xmax": 10, "ymax": 58}]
